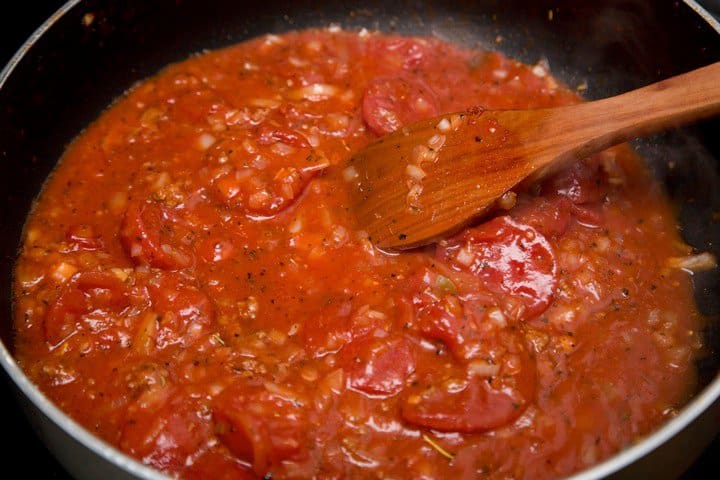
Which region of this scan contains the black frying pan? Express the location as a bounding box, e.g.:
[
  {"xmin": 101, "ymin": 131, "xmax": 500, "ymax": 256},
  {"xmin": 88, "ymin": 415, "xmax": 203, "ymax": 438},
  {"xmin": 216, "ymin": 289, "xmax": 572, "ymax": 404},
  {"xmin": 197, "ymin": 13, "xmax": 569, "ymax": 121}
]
[{"xmin": 1, "ymin": 1, "xmax": 719, "ymax": 479}]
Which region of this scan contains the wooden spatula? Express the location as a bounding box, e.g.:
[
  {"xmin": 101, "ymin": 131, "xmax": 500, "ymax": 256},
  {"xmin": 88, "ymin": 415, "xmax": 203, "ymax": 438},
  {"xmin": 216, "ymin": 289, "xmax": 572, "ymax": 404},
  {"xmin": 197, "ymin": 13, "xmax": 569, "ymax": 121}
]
[{"xmin": 347, "ymin": 62, "xmax": 720, "ymax": 250}]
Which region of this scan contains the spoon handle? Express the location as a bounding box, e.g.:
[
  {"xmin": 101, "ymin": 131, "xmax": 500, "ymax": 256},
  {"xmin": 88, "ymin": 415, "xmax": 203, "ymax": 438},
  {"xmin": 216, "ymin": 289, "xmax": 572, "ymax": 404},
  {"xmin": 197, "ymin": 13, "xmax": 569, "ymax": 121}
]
[{"xmin": 544, "ymin": 62, "xmax": 720, "ymax": 161}]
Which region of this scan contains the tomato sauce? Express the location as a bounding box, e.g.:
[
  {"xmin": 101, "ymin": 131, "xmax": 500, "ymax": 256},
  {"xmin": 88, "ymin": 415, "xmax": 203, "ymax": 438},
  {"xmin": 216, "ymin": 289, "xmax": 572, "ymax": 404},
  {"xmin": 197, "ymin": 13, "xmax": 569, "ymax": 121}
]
[{"xmin": 13, "ymin": 28, "xmax": 708, "ymax": 479}]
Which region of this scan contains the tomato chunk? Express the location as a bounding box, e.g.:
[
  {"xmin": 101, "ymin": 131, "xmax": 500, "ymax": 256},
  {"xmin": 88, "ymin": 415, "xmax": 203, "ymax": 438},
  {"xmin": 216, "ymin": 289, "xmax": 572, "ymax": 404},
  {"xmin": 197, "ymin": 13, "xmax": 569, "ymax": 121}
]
[
  {"xmin": 213, "ymin": 382, "xmax": 308, "ymax": 476},
  {"xmin": 362, "ymin": 76, "xmax": 439, "ymax": 136},
  {"xmin": 145, "ymin": 273, "xmax": 215, "ymax": 350},
  {"xmin": 121, "ymin": 389, "xmax": 212, "ymax": 472},
  {"xmin": 342, "ymin": 335, "xmax": 415, "ymax": 397},
  {"xmin": 382, "ymin": 37, "xmax": 433, "ymax": 69},
  {"xmin": 44, "ymin": 271, "xmax": 129, "ymax": 347},
  {"xmin": 303, "ymin": 304, "xmax": 389, "ymax": 357},
  {"xmin": 439, "ymin": 216, "xmax": 557, "ymax": 321},
  {"xmin": 120, "ymin": 200, "xmax": 193, "ymax": 269},
  {"xmin": 401, "ymin": 331, "xmax": 536, "ymax": 432}
]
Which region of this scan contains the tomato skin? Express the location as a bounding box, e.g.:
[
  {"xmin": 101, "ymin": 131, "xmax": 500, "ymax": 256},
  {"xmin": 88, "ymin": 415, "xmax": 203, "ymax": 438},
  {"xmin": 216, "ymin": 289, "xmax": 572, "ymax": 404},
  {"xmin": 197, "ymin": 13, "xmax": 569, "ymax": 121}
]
[
  {"xmin": 120, "ymin": 200, "xmax": 193, "ymax": 269},
  {"xmin": 213, "ymin": 382, "xmax": 308, "ymax": 476},
  {"xmin": 44, "ymin": 271, "xmax": 129, "ymax": 347},
  {"xmin": 401, "ymin": 331, "xmax": 537, "ymax": 433},
  {"xmin": 341, "ymin": 335, "xmax": 415, "ymax": 397},
  {"xmin": 362, "ymin": 76, "xmax": 439, "ymax": 135},
  {"xmin": 146, "ymin": 273, "xmax": 214, "ymax": 350},
  {"xmin": 400, "ymin": 374, "xmax": 531, "ymax": 433},
  {"xmin": 120, "ymin": 388, "xmax": 213, "ymax": 472},
  {"xmin": 383, "ymin": 38, "xmax": 433, "ymax": 69},
  {"xmin": 547, "ymin": 160, "xmax": 605, "ymax": 205},
  {"xmin": 303, "ymin": 305, "xmax": 389, "ymax": 357},
  {"xmin": 439, "ymin": 216, "xmax": 557, "ymax": 321}
]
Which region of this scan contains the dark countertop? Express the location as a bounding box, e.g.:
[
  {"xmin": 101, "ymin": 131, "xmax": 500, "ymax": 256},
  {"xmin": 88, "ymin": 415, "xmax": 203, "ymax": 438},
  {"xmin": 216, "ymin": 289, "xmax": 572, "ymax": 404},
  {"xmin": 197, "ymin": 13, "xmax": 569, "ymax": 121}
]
[{"xmin": 1, "ymin": 1, "xmax": 718, "ymax": 479}]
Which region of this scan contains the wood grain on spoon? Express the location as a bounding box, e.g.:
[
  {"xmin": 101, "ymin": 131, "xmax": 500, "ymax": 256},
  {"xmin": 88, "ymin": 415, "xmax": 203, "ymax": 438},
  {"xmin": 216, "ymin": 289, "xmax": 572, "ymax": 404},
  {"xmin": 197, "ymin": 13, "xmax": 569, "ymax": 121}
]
[{"xmin": 348, "ymin": 62, "xmax": 720, "ymax": 250}]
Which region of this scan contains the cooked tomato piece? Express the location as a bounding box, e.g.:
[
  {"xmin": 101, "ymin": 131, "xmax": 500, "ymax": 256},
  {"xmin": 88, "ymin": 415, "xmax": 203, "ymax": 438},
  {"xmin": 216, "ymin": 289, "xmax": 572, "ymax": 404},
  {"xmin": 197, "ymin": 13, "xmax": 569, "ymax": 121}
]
[
  {"xmin": 185, "ymin": 451, "xmax": 257, "ymax": 480},
  {"xmin": 303, "ymin": 303, "xmax": 392, "ymax": 357},
  {"xmin": 439, "ymin": 216, "xmax": 557, "ymax": 321},
  {"xmin": 120, "ymin": 200, "xmax": 193, "ymax": 269},
  {"xmin": 401, "ymin": 332, "xmax": 536, "ymax": 432},
  {"xmin": 44, "ymin": 271, "xmax": 129, "ymax": 347},
  {"xmin": 145, "ymin": 272, "xmax": 215, "ymax": 350},
  {"xmin": 341, "ymin": 335, "xmax": 415, "ymax": 397},
  {"xmin": 213, "ymin": 382, "xmax": 308, "ymax": 476},
  {"xmin": 121, "ymin": 388, "xmax": 212, "ymax": 472},
  {"xmin": 383, "ymin": 37, "xmax": 432, "ymax": 69},
  {"xmin": 362, "ymin": 76, "xmax": 439, "ymax": 136},
  {"xmin": 546, "ymin": 160, "xmax": 606, "ymax": 205}
]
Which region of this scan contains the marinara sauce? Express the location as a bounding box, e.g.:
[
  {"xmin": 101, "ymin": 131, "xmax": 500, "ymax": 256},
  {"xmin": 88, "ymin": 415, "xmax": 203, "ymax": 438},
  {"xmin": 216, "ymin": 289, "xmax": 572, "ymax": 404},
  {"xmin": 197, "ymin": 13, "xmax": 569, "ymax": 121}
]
[{"xmin": 13, "ymin": 28, "xmax": 709, "ymax": 479}]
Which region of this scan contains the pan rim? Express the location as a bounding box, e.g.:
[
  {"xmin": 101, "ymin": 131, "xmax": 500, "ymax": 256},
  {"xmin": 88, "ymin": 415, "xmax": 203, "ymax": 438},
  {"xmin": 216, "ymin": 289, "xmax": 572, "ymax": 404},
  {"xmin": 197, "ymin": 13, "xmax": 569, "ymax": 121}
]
[{"xmin": 0, "ymin": 1, "xmax": 718, "ymax": 479}]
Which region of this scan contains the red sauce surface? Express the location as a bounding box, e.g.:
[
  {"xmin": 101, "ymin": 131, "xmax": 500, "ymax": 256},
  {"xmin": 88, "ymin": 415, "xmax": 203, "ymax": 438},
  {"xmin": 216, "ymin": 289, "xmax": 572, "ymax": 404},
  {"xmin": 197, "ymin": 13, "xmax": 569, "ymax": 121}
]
[{"xmin": 13, "ymin": 28, "xmax": 705, "ymax": 479}]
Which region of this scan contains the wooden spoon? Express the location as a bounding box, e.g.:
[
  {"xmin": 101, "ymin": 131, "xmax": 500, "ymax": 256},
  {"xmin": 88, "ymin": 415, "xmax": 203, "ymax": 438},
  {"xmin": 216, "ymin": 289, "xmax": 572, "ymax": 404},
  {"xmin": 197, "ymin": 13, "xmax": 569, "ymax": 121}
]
[{"xmin": 347, "ymin": 62, "xmax": 720, "ymax": 250}]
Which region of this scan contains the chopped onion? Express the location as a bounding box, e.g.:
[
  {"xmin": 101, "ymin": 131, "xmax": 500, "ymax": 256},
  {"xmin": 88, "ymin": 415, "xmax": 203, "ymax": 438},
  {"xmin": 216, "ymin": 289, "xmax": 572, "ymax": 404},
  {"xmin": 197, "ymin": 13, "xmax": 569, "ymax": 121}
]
[
  {"xmin": 342, "ymin": 165, "xmax": 359, "ymax": 182},
  {"xmin": 497, "ymin": 191, "xmax": 517, "ymax": 210},
  {"xmin": 455, "ymin": 247, "xmax": 474, "ymax": 267},
  {"xmin": 493, "ymin": 69, "xmax": 509, "ymax": 79},
  {"xmin": 51, "ymin": 262, "xmax": 77, "ymax": 283},
  {"xmin": 288, "ymin": 217, "xmax": 303, "ymax": 234},
  {"xmin": 405, "ymin": 164, "xmax": 427, "ymax": 181},
  {"xmin": 436, "ymin": 118, "xmax": 451, "ymax": 132},
  {"xmin": 667, "ymin": 252, "xmax": 717, "ymax": 272},
  {"xmin": 270, "ymin": 142, "xmax": 296, "ymax": 156},
  {"xmin": 287, "ymin": 83, "xmax": 340, "ymax": 102},
  {"xmin": 288, "ymin": 56, "xmax": 309, "ymax": 67},
  {"xmin": 406, "ymin": 183, "xmax": 423, "ymax": 210},
  {"xmin": 468, "ymin": 360, "xmax": 500, "ymax": 377},
  {"xmin": 486, "ymin": 307, "xmax": 507, "ymax": 328},
  {"xmin": 248, "ymin": 98, "xmax": 281, "ymax": 108},
  {"xmin": 427, "ymin": 134, "xmax": 446, "ymax": 151},
  {"xmin": 197, "ymin": 133, "xmax": 216, "ymax": 150},
  {"xmin": 288, "ymin": 323, "xmax": 301, "ymax": 336},
  {"xmin": 532, "ymin": 64, "xmax": 547, "ymax": 77},
  {"xmin": 412, "ymin": 144, "xmax": 432, "ymax": 164}
]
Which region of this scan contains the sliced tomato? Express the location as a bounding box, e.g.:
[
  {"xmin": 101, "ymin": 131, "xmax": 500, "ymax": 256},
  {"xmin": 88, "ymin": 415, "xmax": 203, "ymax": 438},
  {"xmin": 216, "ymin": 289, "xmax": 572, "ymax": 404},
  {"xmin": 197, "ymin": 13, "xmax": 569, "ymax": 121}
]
[
  {"xmin": 511, "ymin": 196, "xmax": 574, "ymax": 238},
  {"xmin": 362, "ymin": 76, "xmax": 439, "ymax": 136},
  {"xmin": 341, "ymin": 335, "xmax": 415, "ymax": 397},
  {"xmin": 439, "ymin": 216, "xmax": 557, "ymax": 321},
  {"xmin": 302, "ymin": 304, "xmax": 389, "ymax": 358},
  {"xmin": 213, "ymin": 382, "xmax": 308, "ymax": 476},
  {"xmin": 146, "ymin": 272, "xmax": 215, "ymax": 350},
  {"xmin": 44, "ymin": 271, "xmax": 129, "ymax": 347},
  {"xmin": 400, "ymin": 332, "xmax": 536, "ymax": 433},
  {"xmin": 383, "ymin": 37, "xmax": 433, "ymax": 69},
  {"xmin": 546, "ymin": 160, "xmax": 606, "ymax": 205},
  {"xmin": 120, "ymin": 388, "xmax": 212, "ymax": 472},
  {"xmin": 406, "ymin": 268, "xmax": 491, "ymax": 361},
  {"xmin": 120, "ymin": 200, "xmax": 193, "ymax": 269}
]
